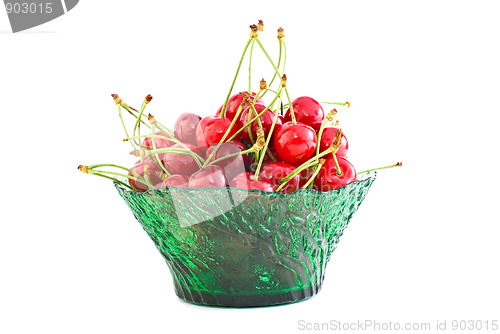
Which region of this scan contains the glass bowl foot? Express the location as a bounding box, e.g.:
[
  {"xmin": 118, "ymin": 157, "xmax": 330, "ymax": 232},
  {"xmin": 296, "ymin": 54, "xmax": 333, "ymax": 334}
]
[{"xmin": 175, "ymin": 283, "xmax": 322, "ymax": 307}]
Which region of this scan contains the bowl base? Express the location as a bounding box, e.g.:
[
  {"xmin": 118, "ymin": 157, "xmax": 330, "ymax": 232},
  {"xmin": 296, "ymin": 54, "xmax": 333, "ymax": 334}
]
[{"xmin": 175, "ymin": 284, "xmax": 322, "ymax": 308}]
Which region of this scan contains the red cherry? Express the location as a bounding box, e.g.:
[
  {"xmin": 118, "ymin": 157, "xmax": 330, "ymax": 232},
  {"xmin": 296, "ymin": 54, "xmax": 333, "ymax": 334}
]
[
  {"xmin": 155, "ymin": 174, "xmax": 189, "ymax": 188},
  {"xmin": 259, "ymin": 162, "xmax": 300, "ymax": 194},
  {"xmin": 284, "ymin": 96, "xmax": 325, "ymax": 131},
  {"xmin": 188, "ymin": 165, "xmax": 229, "ymax": 188},
  {"xmin": 314, "ymin": 157, "xmax": 357, "ymax": 191},
  {"xmin": 205, "ymin": 140, "xmax": 249, "ymax": 182},
  {"xmin": 319, "ymin": 127, "xmax": 348, "ymax": 158},
  {"xmin": 128, "ymin": 158, "xmax": 163, "ymax": 192},
  {"xmin": 174, "ymin": 113, "xmax": 202, "ymax": 146},
  {"xmin": 239, "ymin": 104, "xmax": 282, "ymax": 144},
  {"xmin": 216, "ymin": 92, "xmax": 264, "ymax": 120},
  {"xmin": 162, "ymin": 143, "xmax": 200, "ymax": 175},
  {"xmin": 142, "ymin": 131, "xmax": 175, "ymax": 152},
  {"xmin": 195, "ymin": 116, "xmax": 238, "ymax": 148},
  {"xmin": 273, "ymin": 122, "xmax": 317, "ymax": 166},
  {"xmin": 230, "ymin": 172, "xmax": 274, "ymax": 192}
]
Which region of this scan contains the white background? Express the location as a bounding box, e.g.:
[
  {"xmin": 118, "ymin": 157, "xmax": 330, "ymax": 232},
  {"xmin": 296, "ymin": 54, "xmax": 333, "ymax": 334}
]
[{"xmin": 1, "ymin": 1, "xmax": 499, "ymax": 333}]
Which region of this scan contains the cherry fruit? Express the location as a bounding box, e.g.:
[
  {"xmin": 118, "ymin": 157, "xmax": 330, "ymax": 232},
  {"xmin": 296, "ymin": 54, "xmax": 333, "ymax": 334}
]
[
  {"xmin": 239, "ymin": 104, "xmax": 282, "ymax": 144},
  {"xmin": 314, "ymin": 156, "xmax": 357, "ymax": 191},
  {"xmin": 128, "ymin": 158, "xmax": 163, "ymax": 192},
  {"xmin": 189, "ymin": 165, "xmax": 229, "ymax": 188},
  {"xmin": 155, "ymin": 174, "xmax": 189, "ymax": 188},
  {"xmin": 259, "ymin": 162, "xmax": 300, "ymax": 194},
  {"xmin": 195, "ymin": 116, "xmax": 238, "ymax": 148},
  {"xmin": 230, "ymin": 172, "xmax": 274, "ymax": 192},
  {"xmin": 174, "ymin": 113, "xmax": 202, "ymax": 146},
  {"xmin": 273, "ymin": 122, "xmax": 317, "ymax": 165},
  {"xmin": 217, "ymin": 92, "xmax": 264, "ymax": 120},
  {"xmin": 142, "ymin": 131, "xmax": 174, "ymax": 151},
  {"xmin": 205, "ymin": 140, "xmax": 249, "ymax": 182},
  {"xmin": 319, "ymin": 127, "xmax": 348, "ymax": 158},
  {"xmin": 284, "ymin": 96, "xmax": 324, "ymax": 132},
  {"xmin": 162, "ymin": 143, "xmax": 200, "ymax": 175}
]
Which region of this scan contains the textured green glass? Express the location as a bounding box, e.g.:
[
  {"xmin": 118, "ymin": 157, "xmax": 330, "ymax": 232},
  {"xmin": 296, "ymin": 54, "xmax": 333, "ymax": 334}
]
[{"xmin": 115, "ymin": 172, "xmax": 376, "ymax": 307}]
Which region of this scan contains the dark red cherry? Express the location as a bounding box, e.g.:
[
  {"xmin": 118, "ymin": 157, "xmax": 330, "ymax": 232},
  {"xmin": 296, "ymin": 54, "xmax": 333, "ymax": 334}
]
[
  {"xmin": 314, "ymin": 157, "xmax": 357, "ymax": 191},
  {"xmin": 195, "ymin": 116, "xmax": 238, "ymax": 148},
  {"xmin": 262, "ymin": 145, "xmax": 283, "ymax": 164},
  {"xmin": 284, "ymin": 96, "xmax": 324, "ymax": 131},
  {"xmin": 188, "ymin": 165, "xmax": 229, "ymax": 188},
  {"xmin": 174, "ymin": 113, "xmax": 202, "ymax": 146},
  {"xmin": 205, "ymin": 140, "xmax": 249, "ymax": 181},
  {"xmin": 230, "ymin": 172, "xmax": 274, "ymax": 192},
  {"xmin": 216, "ymin": 92, "xmax": 264, "ymax": 120},
  {"xmin": 162, "ymin": 143, "xmax": 200, "ymax": 175},
  {"xmin": 128, "ymin": 158, "xmax": 163, "ymax": 192},
  {"xmin": 239, "ymin": 104, "xmax": 282, "ymax": 144},
  {"xmin": 142, "ymin": 131, "xmax": 175, "ymax": 151},
  {"xmin": 319, "ymin": 127, "xmax": 348, "ymax": 158},
  {"xmin": 273, "ymin": 122, "xmax": 317, "ymax": 166},
  {"xmin": 259, "ymin": 162, "xmax": 300, "ymax": 194},
  {"xmin": 155, "ymin": 174, "xmax": 189, "ymax": 188}
]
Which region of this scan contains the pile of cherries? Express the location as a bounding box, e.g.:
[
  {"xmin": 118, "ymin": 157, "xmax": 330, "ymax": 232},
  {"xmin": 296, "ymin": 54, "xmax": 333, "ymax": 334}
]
[
  {"xmin": 114, "ymin": 91, "xmax": 355, "ymax": 193},
  {"xmin": 78, "ymin": 21, "xmax": 391, "ymax": 194}
]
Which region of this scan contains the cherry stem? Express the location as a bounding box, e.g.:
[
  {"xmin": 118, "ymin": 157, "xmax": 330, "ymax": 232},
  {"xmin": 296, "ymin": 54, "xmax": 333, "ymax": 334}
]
[
  {"xmin": 221, "ymin": 38, "xmax": 253, "ymax": 118},
  {"xmin": 89, "ymin": 172, "xmax": 134, "ymax": 191},
  {"xmin": 315, "ymin": 109, "xmax": 337, "ymax": 156},
  {"xmin": 83, "ymin": 166, "xmax": 154, "ymax": 189},
  {"xmin": 301, "ymin": 160, "xmax": 325, "ymax": 189},
  {"xmin": 112, "ymin": 94, "xmax": 151, "ymax": 130},
  {"xmin": 208, "ymin": 147, "xmax": 255, "ymax": 166},
  {"xmin": 115, "ymin": 103, "xmax": 137, "ymax": 151},
  {"xmin": 121, "ymin": 104, "xmax": 152, "ymax": 130},
  {"xmin": 151, "ymin": 122, "xmax": 204, "ymax": 167},
  {"xmin": 145, "ymin": 147, "xmax": 205, "ymax": 166},
  {"xmin": 329, "ymin": 102, "xmax": 349, "ymax": 129},
  {"xmin": 253, "ymin": 97, "xmax": 283, "ymax": 181},
  {"xmin": 256, "ymin": 88, "xmax": 279, "ymax": 100},
  {"xmin": 284, "ymin": 87, "xmax": 296, "ymax": 124},
  {"xmin": 248, "ymin": 39, "xmax": 255, "ymax": 95},
  {"xmin": 225, "ymin": 93, "xmax": 281, "ymax": 142},
  {"xmin": 277, "ymin": 147, "xmax": 334, "ymax": 189},
  {"xmin": 256, "ymin": 37, "xmax": 294, "ymax": 118},
  {"xmin": 320, "ymin": 101, "xmax": 350, "ymax": 106},
  {"xmin": 265, "ymin": 148, "xmax": 277, "ymax": 162},
  {"xmin": 331, "ymin": 153, "xmax": 343, "ymax": 177},
  {"xmin": 276, "ymin": 160, "xmax": 319, "ymax": 192},
  {"xmin": 150, "ymin": 123, "xmax": 171, "ymax": 177},
  {"xmin": 262, "ymin": 40, "xmax": 282, "ymax": 98},
  {"xmin": 358, "ymin": 162, "xmax": 403, "ymax": 174},
  {"xmin": 248, "ymin": 103, "xmax": 264, "ymax": 132},
  {"xmin": 282, "ymin": 40, "xmax": 288, "ymax": 80},
  {"xmin": 255, "ymin": 38, "xmax": 282, "ymax": 86},
  {"xmin": 133, "ymin": 96, "xmax": 152, "ymax": 147},
  {"xmin": 88, "ymin": 163, "xmax": 143, "ymax": 180}
]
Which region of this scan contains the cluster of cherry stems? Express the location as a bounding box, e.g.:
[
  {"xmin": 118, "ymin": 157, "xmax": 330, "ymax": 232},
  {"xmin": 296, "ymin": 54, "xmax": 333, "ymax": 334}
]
[{"xmin": 78, "ymin": 21, "xmax": 401, "ymax": 193}]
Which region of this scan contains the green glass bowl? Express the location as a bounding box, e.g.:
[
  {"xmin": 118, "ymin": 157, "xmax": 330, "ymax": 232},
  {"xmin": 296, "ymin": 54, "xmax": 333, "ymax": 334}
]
[{"xmin": 114, "ymin": 172, "xmax": 376, "ymax": 307}]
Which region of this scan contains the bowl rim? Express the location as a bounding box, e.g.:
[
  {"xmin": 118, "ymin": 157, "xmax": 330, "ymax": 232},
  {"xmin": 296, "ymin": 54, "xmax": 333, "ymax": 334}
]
[{"xmin": 114, "ymin": 171, "xmax": 376, "ymax": 196}]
